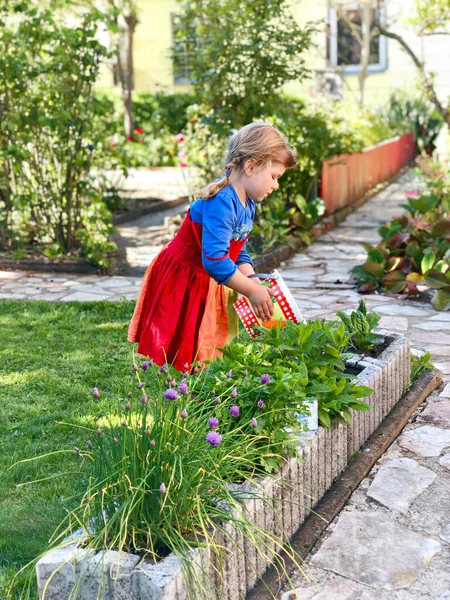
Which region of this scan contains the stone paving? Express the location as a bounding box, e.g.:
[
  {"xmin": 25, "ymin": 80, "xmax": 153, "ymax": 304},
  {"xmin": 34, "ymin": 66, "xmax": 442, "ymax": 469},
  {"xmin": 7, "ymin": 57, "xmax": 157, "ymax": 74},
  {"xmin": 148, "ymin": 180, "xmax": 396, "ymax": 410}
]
[{"xmin": 1, "ymin": 169, "xmax": 450, "ymax": 598}]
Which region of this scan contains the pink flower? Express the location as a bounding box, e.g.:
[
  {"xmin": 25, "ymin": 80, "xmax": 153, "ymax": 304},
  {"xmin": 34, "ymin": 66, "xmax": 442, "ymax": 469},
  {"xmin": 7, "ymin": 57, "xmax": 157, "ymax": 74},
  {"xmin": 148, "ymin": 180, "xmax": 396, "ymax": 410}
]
[
  {"xmin": 229, "ymin": 405, "xmax": 240, "ymax": 417},
  {"xmin": 135, "ymin": 127, "xmax": 143, "ymax": 134},
  {"xmin": 251, "ymin": 418, "xmax": 258, "ymax": 428},
  {"xmin": 126, "ymin": 135, "xmax": 133, "ymax": 142},
  {"xmin": 404, "ymin": 191, "xmax": 420, "ymax": 198},
  {"xmin": 176, "ymin": 133, "xmax": 185, "ymax": 143},
  {"xmin": 178, "ymin": 150, "xmax": 187, "ymax": 158},
  {"xmin": 181, "ymin": 409, "xmax": 188, "ymax": 419},
  {"xmin": 205, "ymin": 431, "xmax": 222, "ymax": 447},
  {"xmin": 92, "ymin": 388, "xmax": 100, "ymax": 398},
  {"xmin": 230, "ymin": 388, "xmax": 237, "ymax": 398},
  {"xmin": 160, "ymin": 483, "xmax": 166, "ymax": 494},
  {"xmin": 180, "ymin": 161, "xmax": 188, "ymax": 168},
  {"xmin": 125, "ymin": 402, "xmax": 131, "ymax": 410},
  {"xmin": 150, "ymin": 439, "xmax": 156, "ymax": 447}
]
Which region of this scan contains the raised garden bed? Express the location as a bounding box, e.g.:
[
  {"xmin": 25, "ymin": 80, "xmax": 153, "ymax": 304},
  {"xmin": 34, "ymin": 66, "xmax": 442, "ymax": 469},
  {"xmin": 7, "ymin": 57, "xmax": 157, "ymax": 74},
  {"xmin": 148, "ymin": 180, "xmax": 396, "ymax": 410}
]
[{"xmin": 36, "ymin": 333, "xmax": 410, "ymax": 600}]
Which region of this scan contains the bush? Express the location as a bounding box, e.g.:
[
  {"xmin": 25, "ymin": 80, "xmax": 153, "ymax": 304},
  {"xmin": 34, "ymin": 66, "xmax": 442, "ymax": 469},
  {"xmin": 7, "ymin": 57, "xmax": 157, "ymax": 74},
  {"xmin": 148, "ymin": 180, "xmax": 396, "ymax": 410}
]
[
  {"xmin": 350, "ymin": 158, "xmax": 450, "ymax": 310},
  {"xmin": 0, "ymin": 2, "xmax": 129, "ymax": 267}
]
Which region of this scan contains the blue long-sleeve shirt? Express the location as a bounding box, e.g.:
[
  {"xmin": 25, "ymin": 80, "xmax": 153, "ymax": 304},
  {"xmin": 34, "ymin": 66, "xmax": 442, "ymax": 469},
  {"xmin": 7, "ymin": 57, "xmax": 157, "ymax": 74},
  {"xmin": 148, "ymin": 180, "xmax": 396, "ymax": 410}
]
[{"xmin": 190, "ymin": 185, "xmax": 256, "ymax": 285}]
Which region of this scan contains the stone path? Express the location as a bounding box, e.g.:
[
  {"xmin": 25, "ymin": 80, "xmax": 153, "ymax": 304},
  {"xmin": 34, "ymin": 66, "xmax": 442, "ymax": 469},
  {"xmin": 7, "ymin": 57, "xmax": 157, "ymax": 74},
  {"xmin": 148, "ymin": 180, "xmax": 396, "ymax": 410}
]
[{"xmin": 1, "ymin": 170, "xmax": 450, "ymax": 598}]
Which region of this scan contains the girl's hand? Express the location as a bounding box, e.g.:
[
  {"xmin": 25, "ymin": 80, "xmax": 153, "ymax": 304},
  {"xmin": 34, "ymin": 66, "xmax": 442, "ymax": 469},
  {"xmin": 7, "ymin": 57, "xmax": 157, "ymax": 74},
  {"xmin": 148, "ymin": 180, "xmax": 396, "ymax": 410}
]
[{"xmin": 247, "ymin": 285, "xmax": 274, "ymax": 321}]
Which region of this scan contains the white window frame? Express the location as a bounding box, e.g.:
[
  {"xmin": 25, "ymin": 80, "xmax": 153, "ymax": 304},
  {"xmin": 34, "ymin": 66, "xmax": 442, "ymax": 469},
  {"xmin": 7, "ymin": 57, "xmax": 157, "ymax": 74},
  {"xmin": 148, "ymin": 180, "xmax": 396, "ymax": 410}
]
[{"xmin": 328, "ymin": 4, "xmax": 388, "ymax": 75}]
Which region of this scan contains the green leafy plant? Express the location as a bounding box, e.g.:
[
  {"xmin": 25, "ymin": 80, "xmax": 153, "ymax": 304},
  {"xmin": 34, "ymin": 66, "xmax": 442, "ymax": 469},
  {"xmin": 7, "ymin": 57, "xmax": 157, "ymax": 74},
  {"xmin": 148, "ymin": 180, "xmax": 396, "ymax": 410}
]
[
  {"xmin": 10, "ymin": 358, "xmax": 304, "ymax": 599},
  {"xmin": 197, "ymin": 320, "xmax": 372, "ymax": 436},
  {"xmin": 410, "ymin": 351, "xmax": 434, "ymax": 387},
  {"xmin": 336, "ymin": 300, "xmax": 384, "ymax": 354},
  {"xmin": 350, "ymin": 161, "xmax": 450, "ymax": 310}
]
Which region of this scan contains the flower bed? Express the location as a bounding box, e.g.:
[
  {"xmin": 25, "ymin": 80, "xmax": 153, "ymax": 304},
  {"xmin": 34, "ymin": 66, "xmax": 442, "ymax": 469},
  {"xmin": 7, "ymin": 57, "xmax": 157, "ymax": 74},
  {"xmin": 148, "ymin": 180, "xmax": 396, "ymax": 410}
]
[{"xmin": 36, "ymin": 334, "xmax": 410, "ymax": 600}]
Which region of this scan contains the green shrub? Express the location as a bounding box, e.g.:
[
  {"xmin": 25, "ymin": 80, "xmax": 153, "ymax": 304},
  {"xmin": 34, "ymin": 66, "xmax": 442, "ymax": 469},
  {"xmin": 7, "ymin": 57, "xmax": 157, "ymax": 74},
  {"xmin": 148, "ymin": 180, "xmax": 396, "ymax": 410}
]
[
  {"xmin": 0, "ymin": 1, "xmax": 128, "ymax": 267},
  {"xmin": 351, "ymin": 161, "xmax": 450, "ymax": 310}
]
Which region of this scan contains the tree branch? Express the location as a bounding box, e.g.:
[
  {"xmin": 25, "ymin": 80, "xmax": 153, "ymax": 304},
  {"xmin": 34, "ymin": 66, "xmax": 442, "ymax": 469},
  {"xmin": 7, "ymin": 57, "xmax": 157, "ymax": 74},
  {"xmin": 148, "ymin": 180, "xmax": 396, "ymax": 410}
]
[{"xmin": 375, "ymin": 22, "xmax": 450, "ymax": 122}]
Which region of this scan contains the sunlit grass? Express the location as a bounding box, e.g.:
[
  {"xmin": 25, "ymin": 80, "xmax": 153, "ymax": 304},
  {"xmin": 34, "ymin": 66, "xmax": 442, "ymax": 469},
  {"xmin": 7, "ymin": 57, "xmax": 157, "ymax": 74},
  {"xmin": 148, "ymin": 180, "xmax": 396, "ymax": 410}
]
[{"xmin": 0, "ymin": 299, "xmax": 137, "ymax": 599}]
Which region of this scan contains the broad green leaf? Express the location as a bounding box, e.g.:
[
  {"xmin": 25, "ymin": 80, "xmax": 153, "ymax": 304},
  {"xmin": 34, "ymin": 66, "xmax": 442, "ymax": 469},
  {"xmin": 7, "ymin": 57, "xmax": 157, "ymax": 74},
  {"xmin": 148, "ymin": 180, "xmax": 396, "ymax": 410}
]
[
  {"xmin": 362, "ymin": 260, "xmax": 385, "ymax": 280},
  {"xmin": 431, "ymin": 219, "xmax": 450, "ymax": 240},
  {"xmin": 425, "ymin": 269, "xmax": 450, "ymax": 289},
  {"xmin": 367, "ymin": 249, "xmax": 385, "ymax": 265},
  {"xmin": 382, "ymin": 270, "xmax": 407, "ymax": 293},
  {"xmin": 431, "ymin": 285, "xmax": 450, "ymax": 311},
  {"xmin": 421, "ymin": 250, "xmax": 436, "ymax": 274}
]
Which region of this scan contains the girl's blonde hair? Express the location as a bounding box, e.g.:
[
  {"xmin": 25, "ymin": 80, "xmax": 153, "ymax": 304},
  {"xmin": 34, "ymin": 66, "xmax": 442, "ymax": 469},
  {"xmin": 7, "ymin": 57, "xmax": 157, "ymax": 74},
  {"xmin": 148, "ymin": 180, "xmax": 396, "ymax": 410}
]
[{"xmin": 200, "ymin": 122, "xmax": 297, "ymax": 200}]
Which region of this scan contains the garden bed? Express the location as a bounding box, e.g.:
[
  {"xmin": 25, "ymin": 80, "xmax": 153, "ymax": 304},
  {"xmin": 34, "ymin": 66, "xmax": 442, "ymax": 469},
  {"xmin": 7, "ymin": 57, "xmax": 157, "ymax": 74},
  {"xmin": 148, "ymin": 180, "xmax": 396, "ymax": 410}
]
[{"xmin": 36, "ymin": 334, "xmax": 410, "ymax": 600}]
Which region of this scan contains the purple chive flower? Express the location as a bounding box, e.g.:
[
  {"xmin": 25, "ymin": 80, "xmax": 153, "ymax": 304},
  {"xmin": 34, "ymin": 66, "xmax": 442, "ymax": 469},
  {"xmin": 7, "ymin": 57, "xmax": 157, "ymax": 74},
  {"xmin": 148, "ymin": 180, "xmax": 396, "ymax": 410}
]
[
  {"xmin": 92, "ymin": 388, "xmax": 100, "ymax": 399},
  {"xmin": 179, "ymin": 382, "xmax": 188, "ymax": 395},
  {"xmin": 211, "ymin": 389, "xmax": 216, "ymax": 395},
  {"xmin": 87, "ymin": 440, "xmax": 93, "ymax": 449},
  {"xmin": 181, "ymin": 409, "xmax": 188, "ymax": 419},
  {"xmin": 206, "ymin": 431, "xmax": 222, "ymax": 447},
  {"xmin": 229, "ymin": 405, "xmax": 240, "ymax": 417},
  {"xmin": 97, "ymin": 428, "xmax": 102, "ymax": 436},
  {"xmin": 193, "ymin": 366, "xmax": 199, "ymax": 373},
  {"xmin": 208, "ymin": 417, "xmax": 219, "ymax": 429},
  {"xmin": 146, "ymin": 428, "xmax": 151, "ymax": 436},
  {"xmin": 142, "ymin": 361, "xmax": 151, "ymax": 370},
  {"xmin": 156, "ymin": 370, "xmax": 161, "ymax": 377},
  {"xmin": 251, "ymin": 418, "xmax": 258, "ymax": 428},
  {"xmin": 226, "ymin": 370, "xmax": 233, "ymax": 378},
  {"xmin": 121, "ymin": 420, "xmax": 127, "ymax": 427},
  {"xmin": 150, "ymin": 439, "xmax": 156, "ymax": 447},
  {"xmin": 171, "ymin": 380, "xmax": 177, "ymax": 387},
  {"xmin": 161, "ymin": 365, "xmax": 168, "ymax": 374},
  {"xmin": 125, "ymin": 401, "xmax": 131, "ymax": 410},
  {"xmin": 230, "ymin": 388, "xmax": 237, "ymax": 398},
  {"xmin": 184, "ymin": 362, "xmax": 189, "ymax": 370},
  {"xmin": 257, "ymin": 400, "xmax": 265, "ymax": 409},
  {"xmin": 127, "ymin": 391, "xmax": 132, "ymax": 398},
  {"xmin": 74, "ymin": 447, "xmax": 80, "ymax": 454},
  {"xmin": 133, "ymin": 364, "xmax": 139, "ymax": 372},
  {"xmin": 242, "ymin": 370, "xmax": 249, "ymax": 377},
  {"xmin": 160, "ymin": 483, "xmax": 166, "ymax": 494},
  {"xmin": 260, "ymin": 374, "xmax": 270, "ymax": 385},
  {"xmin": 140, "ymin": 394, "xmax": 148, "ymax": 405},
  {"xmin": 137, "ymin": 382, "xmax": 145, "ymax": 389},
  {"xmin": 215, "ymin": 397, "xmax": 221, "ymax": 404},
  {"xmin": 164, "ymin": 389, "xmax": 179, "ymax": 401}
]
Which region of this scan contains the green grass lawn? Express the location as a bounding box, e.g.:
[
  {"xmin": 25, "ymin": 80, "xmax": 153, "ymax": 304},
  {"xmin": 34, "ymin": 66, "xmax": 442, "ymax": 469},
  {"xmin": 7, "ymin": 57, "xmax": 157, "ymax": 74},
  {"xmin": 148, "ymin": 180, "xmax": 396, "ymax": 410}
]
[{"xmin": 0, "ymin": 299, "xmax": 137, "ymax": 599}]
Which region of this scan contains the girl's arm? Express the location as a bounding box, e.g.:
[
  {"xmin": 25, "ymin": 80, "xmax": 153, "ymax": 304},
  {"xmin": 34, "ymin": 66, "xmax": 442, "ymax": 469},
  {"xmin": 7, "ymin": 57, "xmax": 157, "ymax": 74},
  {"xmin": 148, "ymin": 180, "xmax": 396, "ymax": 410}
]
[
  {"xmin": 226, "ymin": 270, "xmax": 274, "ymax": 321},
  {"xmin": 237, "ymin": 262, "xmax": 260, "ymax": 282}
]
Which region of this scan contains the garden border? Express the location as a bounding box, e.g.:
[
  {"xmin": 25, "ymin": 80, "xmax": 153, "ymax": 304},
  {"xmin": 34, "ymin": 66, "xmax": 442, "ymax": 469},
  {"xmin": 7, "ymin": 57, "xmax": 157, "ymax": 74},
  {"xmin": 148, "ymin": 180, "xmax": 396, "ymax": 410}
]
[
  {"xmin": 36, "ymin": 333, "xmax": 413, "ymax": 600},
  {"xmin": 247, "ymin": 366, "xmax": 442, "ymax": 600}
]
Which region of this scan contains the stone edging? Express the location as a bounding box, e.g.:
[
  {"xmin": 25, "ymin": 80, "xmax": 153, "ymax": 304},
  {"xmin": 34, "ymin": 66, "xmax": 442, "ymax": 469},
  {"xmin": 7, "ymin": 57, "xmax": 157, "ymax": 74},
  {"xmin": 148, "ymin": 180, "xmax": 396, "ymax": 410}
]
[{"xmin": 36, "ymin": 334, "xmax": 410, "ymax": 600}]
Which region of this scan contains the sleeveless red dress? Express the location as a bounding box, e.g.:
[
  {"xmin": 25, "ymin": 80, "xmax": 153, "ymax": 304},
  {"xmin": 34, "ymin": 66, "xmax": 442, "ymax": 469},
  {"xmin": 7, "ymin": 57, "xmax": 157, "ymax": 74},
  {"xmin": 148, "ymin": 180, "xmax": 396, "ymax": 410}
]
[{"xmin": 128, "ymin": 211, "xmax": 247, "ymax": 371}]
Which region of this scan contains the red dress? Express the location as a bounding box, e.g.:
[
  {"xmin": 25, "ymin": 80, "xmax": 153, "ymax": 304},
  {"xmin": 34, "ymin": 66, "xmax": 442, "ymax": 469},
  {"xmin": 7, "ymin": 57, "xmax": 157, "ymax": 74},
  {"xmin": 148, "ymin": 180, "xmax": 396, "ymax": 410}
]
[{"xmin": 128, "ymin": 211, "xmax": 247, "ymax": 371}]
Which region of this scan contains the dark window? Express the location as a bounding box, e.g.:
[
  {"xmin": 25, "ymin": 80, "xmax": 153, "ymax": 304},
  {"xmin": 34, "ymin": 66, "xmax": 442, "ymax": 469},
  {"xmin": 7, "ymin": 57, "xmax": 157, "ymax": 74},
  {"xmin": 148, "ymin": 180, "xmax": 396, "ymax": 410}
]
[{"xmin": 337, "ymin": 9, "xmax": 380, "ymax": 66}]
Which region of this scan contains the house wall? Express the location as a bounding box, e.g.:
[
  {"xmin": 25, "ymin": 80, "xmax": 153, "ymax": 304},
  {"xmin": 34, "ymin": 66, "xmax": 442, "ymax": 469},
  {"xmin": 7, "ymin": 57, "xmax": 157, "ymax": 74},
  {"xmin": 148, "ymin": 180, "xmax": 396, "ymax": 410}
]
[{"xmin": 97, "ymin": 0, "xmax": 450, "ymax": 108}]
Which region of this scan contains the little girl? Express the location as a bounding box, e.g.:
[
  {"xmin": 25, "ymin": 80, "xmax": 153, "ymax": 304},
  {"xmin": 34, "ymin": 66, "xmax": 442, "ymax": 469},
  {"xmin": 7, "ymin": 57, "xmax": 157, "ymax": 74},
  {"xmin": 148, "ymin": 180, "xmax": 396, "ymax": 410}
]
[{"xmin": 128, "ymin": 122, "xmax": 297, "ymax": 371}]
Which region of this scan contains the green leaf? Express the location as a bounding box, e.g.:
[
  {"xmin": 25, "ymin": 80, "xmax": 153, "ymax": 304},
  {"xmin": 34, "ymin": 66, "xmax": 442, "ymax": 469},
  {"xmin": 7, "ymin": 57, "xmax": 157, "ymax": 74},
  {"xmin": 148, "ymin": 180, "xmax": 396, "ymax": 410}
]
[
  {"xmin": 362, "ymin": 260, "xmax": 385, "ymax": 280},
  {"xmin": 382, "ymin": 270, "xmax": 407, "ymax": 293},
  {"xmin": 425, "ymin": 269, "xmax": 450, "ymax": 289},
  {"xmin": 431, "ymin": 285, "xmax": 450, "ymax": 311},
  {"xmin": 367, "ymin": 249, "xmax": 385, "ymax": 265},
  {"xmin": 421, "ymin": 250, "xmax": 436, "ymax": 274},
  {"xmin": 431, "ymin": 219, "xmax": 450, "ymax": 240}
]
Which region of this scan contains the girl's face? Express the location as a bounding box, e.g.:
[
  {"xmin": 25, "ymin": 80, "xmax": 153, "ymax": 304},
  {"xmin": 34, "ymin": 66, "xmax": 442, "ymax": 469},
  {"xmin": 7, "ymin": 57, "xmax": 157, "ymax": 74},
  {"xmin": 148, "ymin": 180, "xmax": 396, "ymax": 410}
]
[{"xmin": 244, "ymin": 161, "xmax": 286, "ymax": 202}]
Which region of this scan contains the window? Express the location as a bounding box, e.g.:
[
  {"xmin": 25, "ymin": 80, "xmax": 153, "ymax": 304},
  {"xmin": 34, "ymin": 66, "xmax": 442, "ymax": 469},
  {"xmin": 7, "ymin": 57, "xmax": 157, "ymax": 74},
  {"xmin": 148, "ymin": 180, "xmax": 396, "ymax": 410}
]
[
  {"xmin": 171, "ymin": 13, "xmax": 198, "ymax": 85},
  {"xmin": 328, "ymin": 4, "xmax": 387, "ymax": 75}
]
